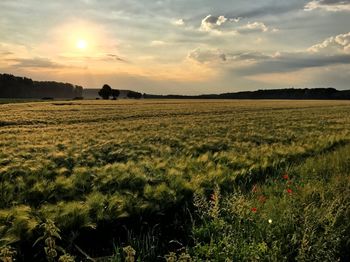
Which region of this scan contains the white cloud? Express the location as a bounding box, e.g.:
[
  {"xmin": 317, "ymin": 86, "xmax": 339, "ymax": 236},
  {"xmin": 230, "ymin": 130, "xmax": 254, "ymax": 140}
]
[
  {"xmin": 200, "ymin": 15, "xmax": 228, "ymax": 31},
  {"xmin": 240, "ymin": 22, "xmax": 268, "ymax": 32},
  {"xmin": 187, "ymin": 48, "xmax": 227, "ymax": 64},
  {"xmin": 308, "ymin": 32, "xmax": 350, "ymax": 53},
  {"xmin": 150, "ymin": 40, "xmax": 166, "ymax": 46},
  {"xmin": 238, "ymin": 22, "xmax": 278, "ymax": 33},
  {"xmin": 199, "ymin": 15, "xmax": 276, "ymax": 35},
  {"xmin": 173, "ymin": 19, "xmax": 185, "ymax": 26},
  {"xmin": 305, "ymin": 0, "xmax": 350, "ymax": 11}
]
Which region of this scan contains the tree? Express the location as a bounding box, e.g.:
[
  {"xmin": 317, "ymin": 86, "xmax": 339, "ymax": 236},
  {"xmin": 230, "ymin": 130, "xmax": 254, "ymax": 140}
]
[
  {"xmin": 0, "ymin": 73, "xmax": 83, "ymax": 98},
  {"xmin": 98, "ymin": 84, "xmax": 112, "ymax": 100},
  {"xmin": 74, "ymin": 85, "xmax": 83, "ymax": 98},
  {"xmin": 127, "ymin": 90, "xmax": 142, "ymax": 99},
  {"xmin": 111, "ymin": 89, "xmax": 120, "ymax": 100}
]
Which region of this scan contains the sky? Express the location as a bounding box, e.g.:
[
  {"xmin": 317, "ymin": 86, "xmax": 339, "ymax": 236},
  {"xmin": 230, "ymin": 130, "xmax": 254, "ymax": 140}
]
[{"xmin": 0, "ymin": 0, "xmax": 350, "ymax": 95}]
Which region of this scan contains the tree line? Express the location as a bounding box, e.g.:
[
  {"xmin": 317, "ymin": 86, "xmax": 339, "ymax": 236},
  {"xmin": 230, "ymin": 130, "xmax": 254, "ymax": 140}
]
[
  {"xmin": 0, "ymin": 74, "xmax": 83, "ymax": 98},
  {"xmin": 144, "ymin": 88, "xmax": 350, "ymax": 100}
]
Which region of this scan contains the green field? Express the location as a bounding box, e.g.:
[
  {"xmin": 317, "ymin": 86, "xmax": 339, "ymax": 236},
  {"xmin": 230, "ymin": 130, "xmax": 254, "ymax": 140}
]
[{"xmin": 0, "ymin": 100, "xmax": 349, "ymax": 261}]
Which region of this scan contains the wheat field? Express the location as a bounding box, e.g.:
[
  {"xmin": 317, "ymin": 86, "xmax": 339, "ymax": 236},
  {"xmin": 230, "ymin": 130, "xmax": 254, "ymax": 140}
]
[{"xmin": 0, "ymin": 100, "xmax": 349, "ymax": 261}]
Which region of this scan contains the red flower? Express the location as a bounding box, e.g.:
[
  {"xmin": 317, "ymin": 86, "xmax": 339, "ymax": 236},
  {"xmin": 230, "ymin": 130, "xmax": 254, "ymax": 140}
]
[
  {"xmin": 283, "ymin": 173, "xmax": 289, "ymax": 180},
  {"xmin": 287, "ymin": 188, "xmax": 293, "ymax": 194},
  {"xmin": 251, "ymin": 207, "xmax": 258, "ymax": 213}
]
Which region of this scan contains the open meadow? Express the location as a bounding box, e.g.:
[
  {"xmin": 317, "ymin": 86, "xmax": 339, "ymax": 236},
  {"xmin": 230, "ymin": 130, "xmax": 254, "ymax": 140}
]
[{"xmin": 0, "ymin": 100, "xmax": 349, "ymax": 261}]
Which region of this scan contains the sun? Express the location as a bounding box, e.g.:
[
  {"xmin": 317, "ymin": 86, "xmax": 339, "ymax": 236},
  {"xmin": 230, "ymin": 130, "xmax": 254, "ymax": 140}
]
[{"xmin": 76, "ymin": 39, "xmax": 87, "ymax": 49}]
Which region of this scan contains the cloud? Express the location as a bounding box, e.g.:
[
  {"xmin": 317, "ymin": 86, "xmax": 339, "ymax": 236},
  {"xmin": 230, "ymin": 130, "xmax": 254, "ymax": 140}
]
[
  {"xmin": 238, "ymin": 22, "xmax": 268, "ymax": 33},
  {"xmin": 0, "ymin": 51, "xmax": 13, "ymax": 56},
  {"xmin": 7, "ymin": 57, "xmax": 70, "ymax": 69},
  {"xmin": 200, "ymin": 15, "xmax": 228, "ymax": 31},
  {"xmin": 199, "ymin": 14, "xmax": 276, "ymax": 34},
  {"xmin": 187, "ymin": 48, "xmax": 278, "ymax": 64},
  {"xmin": 200, "ymin": 14, "xmax": 240, "ymax": 33},
  {"xmin": 237, "ymin": 32, "xmax": 350, "ymax": 75},
  {"xmin": 188, "ymin": 32, "xmax": 350, "ymax": 76},
  {"xmin": 305, "ymin": 0, "xmax": 350, "ymax": 11},
  {"xmin": 308, "ymin": 32, "xmax": 350, "ymax": 53},
  {"xmin": 187, "ymin": 48, "xmax": 227, "ymax": 63},
  {"xmin": 106, "ymin": 54, "xmax": 128, "ymax": 62},
  {"xmin": 236, "ymin": 21, "xmax": 279, "ymax": 34},
  {"xmin": 232, "ymin": 51, "xmax": 278, "ymax": 61},
  {"xmin": 150, "ymin": 40, "xmax": 166, "ymax": 46},
  {"xmin": 230, "ymin": 3, "xmax": 304, "ymax": 18},
  {"xmin": 173, "ymin": 19, "xmax": 185, "ymax": 26},
  {"xmin": 237, "ymin": 53, "xmax": 350, "ymax": 75}
]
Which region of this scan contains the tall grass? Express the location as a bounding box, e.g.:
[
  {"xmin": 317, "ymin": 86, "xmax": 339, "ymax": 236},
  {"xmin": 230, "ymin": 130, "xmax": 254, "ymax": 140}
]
[{"xmin": 188, "ymin": 144, "xmax": 350, "ymax": 261}]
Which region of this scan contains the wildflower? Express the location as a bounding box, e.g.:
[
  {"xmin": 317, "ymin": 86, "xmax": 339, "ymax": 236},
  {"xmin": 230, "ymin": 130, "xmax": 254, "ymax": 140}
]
[
  {"xmin": 252, "ymin": 184, "xmax": 258, "ymax": 193},
  {"xmin": 287, "ymin": 188, "xmax": 293, "ymax": 194},
  {"xmin": 283, "ymin": 173, "xmax": 289, "ymax": 180},
  {"xmin": 268, "ymin": 219, "xmax": 272, "ymax": 224},
  {"xmin": 251, "ymin": 207, "xmax": 257, "ymax": 213},
  {"xmin": 258, "ymin": 195, "xmax": 267, "ymax": 203}
]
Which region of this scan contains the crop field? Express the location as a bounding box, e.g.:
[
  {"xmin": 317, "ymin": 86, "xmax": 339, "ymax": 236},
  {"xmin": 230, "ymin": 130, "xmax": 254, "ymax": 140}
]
[
  {"xmin": 0, "ymin": 100, "xmax": 350, "ymax": 261},
  {"xmin": 0, "ymin": 99, "xmax": 41, "ymax": 105}
]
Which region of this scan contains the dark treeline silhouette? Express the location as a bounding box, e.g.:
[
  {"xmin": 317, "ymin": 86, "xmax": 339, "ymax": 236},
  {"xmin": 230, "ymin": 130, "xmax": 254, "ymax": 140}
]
[
  {"xmin": 98, "ymin": 84, "xmax": 143, "ymax": 100},
  {"xmin": 98, "ymin": 84, "xmax": 113, "ymax": 99},
  {"xmin": 127, "ymin": 90, "xmax": 143, "ymax": 99},
  {"xmin": 98, "ymin": 84, "xmax": 121, "ymax": 100},
  {"xmin": 0, "ymin": 74, "xmax": 83, "ymax": 98},
  {"xmin": 144, "ymin": 88, "xmax": 350, "ymax": 100},
  {"xmin": 2, "ymin": 73, "xmax": 349, "ymax": 101}
]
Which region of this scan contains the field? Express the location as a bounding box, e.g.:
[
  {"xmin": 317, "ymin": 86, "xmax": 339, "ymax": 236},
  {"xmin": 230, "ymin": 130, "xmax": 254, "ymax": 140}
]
[
  {"xmin": 0, "ymin": 100, "xmax": 349, "ymax": 261},
  {"xmin": 0, "ymin": 99, "xmax": 42, "ymax": 105}
]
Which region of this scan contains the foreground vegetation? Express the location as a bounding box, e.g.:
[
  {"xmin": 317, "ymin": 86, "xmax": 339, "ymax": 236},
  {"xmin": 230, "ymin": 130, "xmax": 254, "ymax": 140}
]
[{"xmin": 0, "ymin": 100, "xmax": 349, "ymax": 261}]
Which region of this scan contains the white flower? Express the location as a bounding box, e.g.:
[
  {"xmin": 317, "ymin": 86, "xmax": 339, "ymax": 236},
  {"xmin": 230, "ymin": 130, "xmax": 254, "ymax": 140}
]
[{"xmin": 268, "ymin": 219, "xmax": 273, "ymax": 224}]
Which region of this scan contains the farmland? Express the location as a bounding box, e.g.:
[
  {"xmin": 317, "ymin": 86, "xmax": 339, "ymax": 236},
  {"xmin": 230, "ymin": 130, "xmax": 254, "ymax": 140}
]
[{"xmin": 0, "ymin": 100, "xmax": 349, "ymax": 261}]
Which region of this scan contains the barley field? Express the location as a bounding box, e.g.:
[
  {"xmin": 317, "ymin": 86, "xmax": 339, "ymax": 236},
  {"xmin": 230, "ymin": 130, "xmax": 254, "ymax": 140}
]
[{"xmin": 0, "ymin": 100, "xmax": 349, "ymax": 261}]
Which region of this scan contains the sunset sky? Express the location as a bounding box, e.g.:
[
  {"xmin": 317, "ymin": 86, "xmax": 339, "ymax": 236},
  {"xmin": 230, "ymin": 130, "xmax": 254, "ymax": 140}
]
[{"xmin": 0, "ymin": 0, "xmax": 349, "ymax": 94}]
